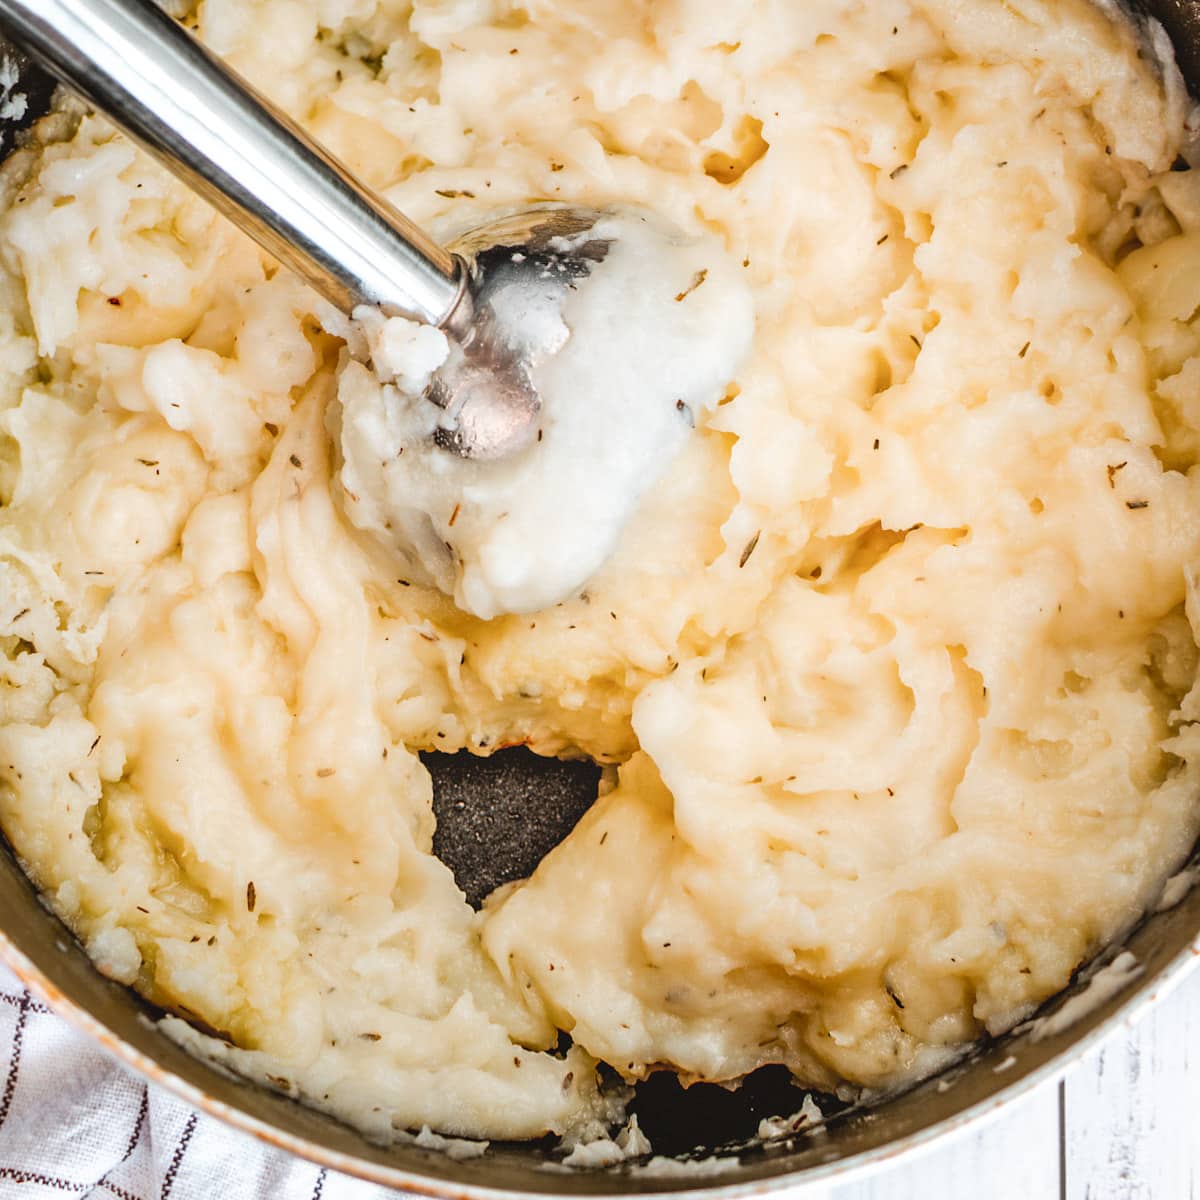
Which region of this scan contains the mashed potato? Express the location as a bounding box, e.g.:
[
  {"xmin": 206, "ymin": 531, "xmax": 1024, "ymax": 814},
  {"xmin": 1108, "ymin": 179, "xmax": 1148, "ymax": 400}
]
[
  {"xmin": 2, "ymin": 0, "xmax": 1200, "ymax": 1146},
  {"xmin": 340, "ymin": 210, "xmax": 756, "ymax": 619}
]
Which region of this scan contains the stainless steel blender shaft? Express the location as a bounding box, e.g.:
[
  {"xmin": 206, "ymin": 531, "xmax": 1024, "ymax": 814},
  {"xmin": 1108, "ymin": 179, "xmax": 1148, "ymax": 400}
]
[{"xmin": 0, "ymin": 0, "xmax": 465, "ymax": 326}]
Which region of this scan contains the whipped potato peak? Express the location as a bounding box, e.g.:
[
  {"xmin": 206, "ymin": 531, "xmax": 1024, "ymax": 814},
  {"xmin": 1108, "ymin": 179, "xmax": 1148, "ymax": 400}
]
[
  {"xmin": 357, "ymin": 308, "xmax": 450, "ymax": 393},
  {"xmin": 1, "ymin": 0, "xmax": 1199, "ymax": 1152},
  {"xmin": 339, "ymin": 208, "xmax": 755, "ymax": 619}
]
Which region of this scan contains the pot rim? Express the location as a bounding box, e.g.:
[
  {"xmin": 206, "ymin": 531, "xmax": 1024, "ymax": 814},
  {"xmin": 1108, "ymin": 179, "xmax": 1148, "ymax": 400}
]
[{"xmin": 1, "ymin": 912, "xmax": 1197, "ymax": 1198}]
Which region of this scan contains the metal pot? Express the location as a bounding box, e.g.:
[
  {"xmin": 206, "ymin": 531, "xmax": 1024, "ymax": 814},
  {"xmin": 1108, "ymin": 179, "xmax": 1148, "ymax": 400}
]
[{"xmin": 1, "ymin": 2, "xmax": 1199, "ymax": 1193}]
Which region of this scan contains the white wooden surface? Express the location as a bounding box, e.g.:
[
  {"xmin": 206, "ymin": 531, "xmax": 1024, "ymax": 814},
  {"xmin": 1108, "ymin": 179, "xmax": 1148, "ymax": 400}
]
[{"xmin": 801, "ymin": 960, "xmax": 1200, "ymax": 1200}]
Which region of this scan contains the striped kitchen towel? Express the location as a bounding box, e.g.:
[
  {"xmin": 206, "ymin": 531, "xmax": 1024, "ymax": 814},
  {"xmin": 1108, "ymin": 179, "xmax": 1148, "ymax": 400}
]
[{"xmin": 0, "ymin": 961, "xmax": 403, "ymax": 1200}]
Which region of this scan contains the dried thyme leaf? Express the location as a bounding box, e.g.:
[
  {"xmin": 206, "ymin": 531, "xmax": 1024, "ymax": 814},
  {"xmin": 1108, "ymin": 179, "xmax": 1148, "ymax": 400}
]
[{"xmin": 675, "ymin": 268, "xmax": 709, "ymax": 302}]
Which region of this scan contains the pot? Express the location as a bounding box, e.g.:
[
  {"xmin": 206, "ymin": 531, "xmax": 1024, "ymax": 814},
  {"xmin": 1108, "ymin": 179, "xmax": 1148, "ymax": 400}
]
[{"xmin": 0, "ymin": 2, "xmax": 1198, "ymax": 1193}]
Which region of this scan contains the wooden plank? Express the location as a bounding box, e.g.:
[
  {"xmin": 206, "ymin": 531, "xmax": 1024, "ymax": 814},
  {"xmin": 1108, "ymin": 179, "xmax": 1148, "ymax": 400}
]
[
  {"xmin": 1062, "ymin": 962, "xmax": 1200, "ymax": 1200},
  {"xmin": 831, "ymin": 1076, "xmax": 1062, "ymax": 1200}
]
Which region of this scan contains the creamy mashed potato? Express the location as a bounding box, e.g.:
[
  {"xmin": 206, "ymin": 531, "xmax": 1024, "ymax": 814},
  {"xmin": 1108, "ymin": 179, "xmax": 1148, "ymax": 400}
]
[
  {"xmin": 341, "ymin": 210, "xmax": 756, "ymax": 619},
  {"xmin": 2, "ymin": 0, "xmax": 1200, "ymax": 1146}
]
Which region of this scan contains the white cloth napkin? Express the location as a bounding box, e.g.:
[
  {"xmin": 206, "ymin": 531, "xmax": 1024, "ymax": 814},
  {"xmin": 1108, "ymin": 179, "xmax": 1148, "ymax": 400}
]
[{"xmin": 0, "ymin": 961, "xmax": 408, "ymax": 1200}]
